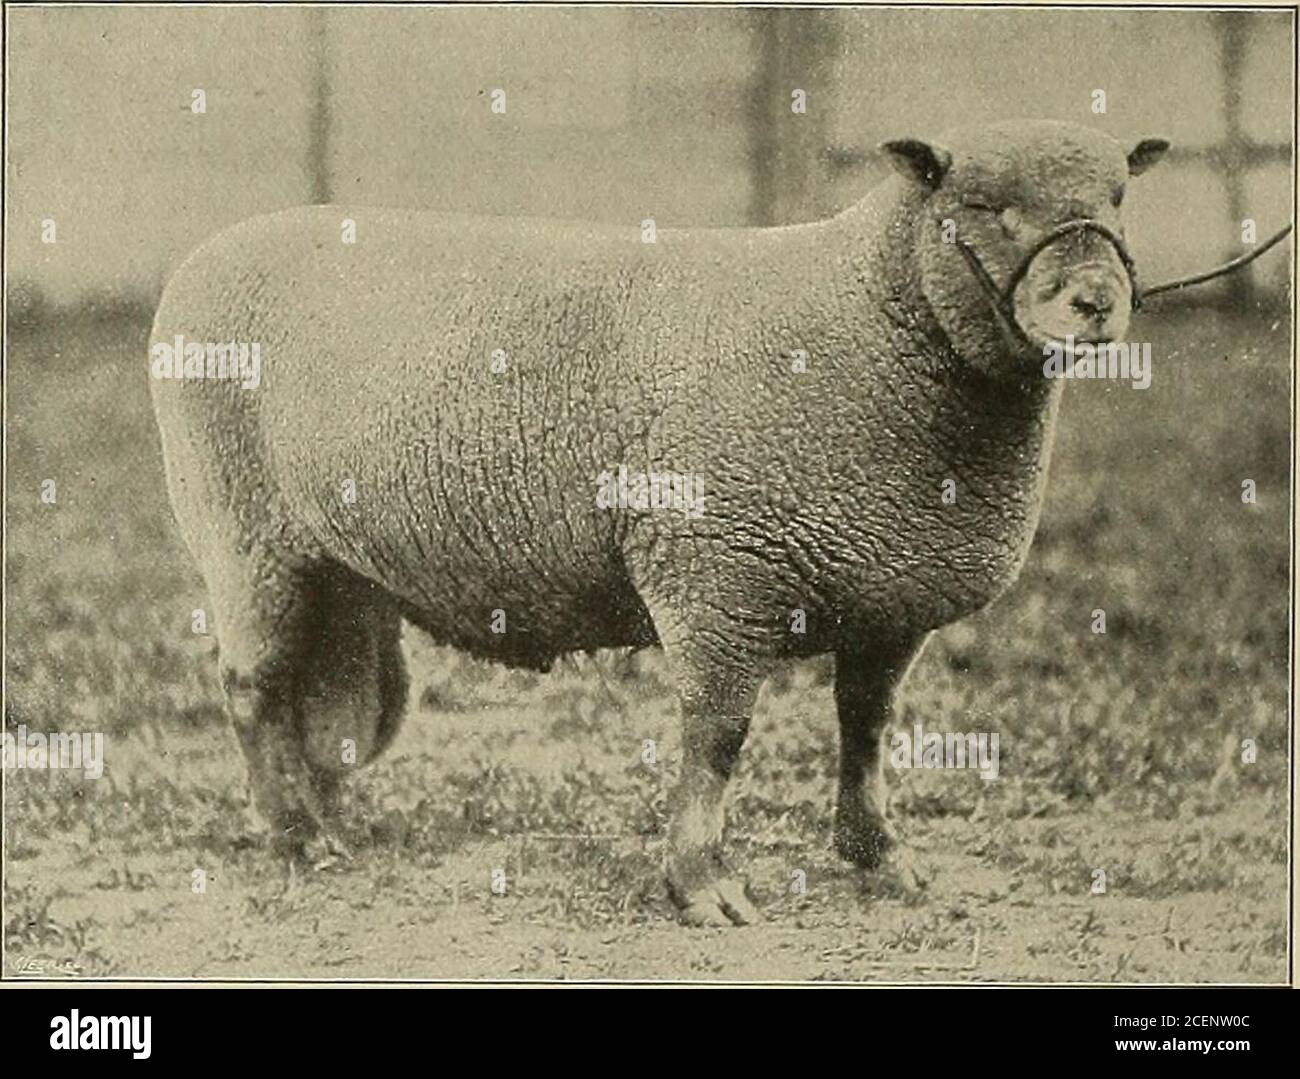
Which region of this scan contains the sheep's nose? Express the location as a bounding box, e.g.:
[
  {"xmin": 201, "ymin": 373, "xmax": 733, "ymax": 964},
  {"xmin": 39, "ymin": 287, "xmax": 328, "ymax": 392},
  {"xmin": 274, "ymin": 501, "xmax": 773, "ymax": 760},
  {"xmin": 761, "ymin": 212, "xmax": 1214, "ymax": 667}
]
[{"xmin": 1070, "ymin": 291, "xmax": 1114, "ymax": 320}]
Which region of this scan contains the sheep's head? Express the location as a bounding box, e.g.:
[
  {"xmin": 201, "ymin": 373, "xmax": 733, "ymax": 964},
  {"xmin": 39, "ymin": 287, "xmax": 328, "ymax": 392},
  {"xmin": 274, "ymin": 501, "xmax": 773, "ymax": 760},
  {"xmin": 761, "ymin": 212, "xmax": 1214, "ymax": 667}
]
[{"xmin": 884, "ymin": 121, "xmax": 1168, "ymax": 377}]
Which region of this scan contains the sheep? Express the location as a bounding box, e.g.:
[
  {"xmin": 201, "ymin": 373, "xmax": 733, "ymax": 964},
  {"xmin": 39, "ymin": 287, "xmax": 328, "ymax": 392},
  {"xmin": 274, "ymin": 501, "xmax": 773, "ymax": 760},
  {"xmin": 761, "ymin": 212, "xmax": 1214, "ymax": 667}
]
[{"xmin": 150, "ymin": 119, "xmax": 1168, "ymax": 927}]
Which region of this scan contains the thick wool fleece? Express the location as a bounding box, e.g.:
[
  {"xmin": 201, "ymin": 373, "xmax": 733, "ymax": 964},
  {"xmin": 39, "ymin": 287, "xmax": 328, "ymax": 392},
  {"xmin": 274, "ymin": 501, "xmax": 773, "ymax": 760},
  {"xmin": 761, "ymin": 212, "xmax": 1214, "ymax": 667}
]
[{"xmin": 150, "ymin": 125, "xmax": 1129, "ymax": 690}]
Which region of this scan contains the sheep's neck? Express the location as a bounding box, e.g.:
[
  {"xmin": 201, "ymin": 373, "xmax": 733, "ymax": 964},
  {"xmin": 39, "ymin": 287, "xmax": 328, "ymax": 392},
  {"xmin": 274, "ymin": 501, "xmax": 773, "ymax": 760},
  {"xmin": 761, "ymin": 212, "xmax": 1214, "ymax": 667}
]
[{"xmin": 787, "ymin": 196, "xmax": 1066, "ymax": 609}]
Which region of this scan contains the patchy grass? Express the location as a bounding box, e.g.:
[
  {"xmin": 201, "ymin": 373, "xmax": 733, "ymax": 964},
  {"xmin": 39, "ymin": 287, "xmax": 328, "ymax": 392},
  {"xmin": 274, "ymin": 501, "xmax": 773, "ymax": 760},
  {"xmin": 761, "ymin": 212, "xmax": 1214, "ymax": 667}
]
[{"xmin": 3, "ymin": 306, "xmax": 1290, "ymax": 981}]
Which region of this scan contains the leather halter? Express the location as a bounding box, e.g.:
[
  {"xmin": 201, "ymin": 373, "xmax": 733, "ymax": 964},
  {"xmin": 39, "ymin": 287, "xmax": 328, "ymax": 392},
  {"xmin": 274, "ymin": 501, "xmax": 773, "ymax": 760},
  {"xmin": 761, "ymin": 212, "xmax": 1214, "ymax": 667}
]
[{"xmin": 954, "ymin": 218, "xmax": 1292, "ymax": 350}]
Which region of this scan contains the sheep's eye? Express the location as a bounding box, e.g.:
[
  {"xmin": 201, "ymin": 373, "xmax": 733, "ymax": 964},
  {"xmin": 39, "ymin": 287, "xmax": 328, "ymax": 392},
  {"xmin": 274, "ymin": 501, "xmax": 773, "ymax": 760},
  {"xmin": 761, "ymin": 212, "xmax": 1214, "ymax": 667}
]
[
  {"xmin": 964, "ymin": 200, "xmax": 1001, "ymax": 213},
  {"xmin": 1110, "ymin": 186, "xmax": 1124, "ymax": 207}
]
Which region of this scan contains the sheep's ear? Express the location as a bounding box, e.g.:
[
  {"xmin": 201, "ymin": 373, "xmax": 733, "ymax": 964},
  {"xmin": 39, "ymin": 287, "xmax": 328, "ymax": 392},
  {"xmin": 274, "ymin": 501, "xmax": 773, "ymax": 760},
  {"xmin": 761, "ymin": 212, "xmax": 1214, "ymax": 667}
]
[
  {"xmin": 1127, "ymin": 138, "xmax": 1170, "ymax": 176},
  {"xmin": 881, "ymin": 139, "xmax": 952, "ymax": 190}
]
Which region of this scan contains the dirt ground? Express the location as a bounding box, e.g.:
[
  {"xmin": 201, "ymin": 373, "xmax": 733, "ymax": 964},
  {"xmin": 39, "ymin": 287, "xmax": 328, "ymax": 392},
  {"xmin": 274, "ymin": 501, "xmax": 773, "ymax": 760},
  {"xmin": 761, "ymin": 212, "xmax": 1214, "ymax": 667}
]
[
  {"xmin": 5, "ymin": 722, "xmax": 1288, "ymax": 982},
  {"xmin": 3, "ymin": 311, "xmax": 1291, "ymax": 983}
]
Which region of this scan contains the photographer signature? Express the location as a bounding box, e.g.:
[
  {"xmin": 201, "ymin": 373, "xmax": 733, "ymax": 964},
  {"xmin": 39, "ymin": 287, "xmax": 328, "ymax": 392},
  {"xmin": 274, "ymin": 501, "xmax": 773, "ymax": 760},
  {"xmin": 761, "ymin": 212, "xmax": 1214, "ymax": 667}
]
[{"xmin": 11, "ymin": 954, "xmax": 83, "ymax": 976}]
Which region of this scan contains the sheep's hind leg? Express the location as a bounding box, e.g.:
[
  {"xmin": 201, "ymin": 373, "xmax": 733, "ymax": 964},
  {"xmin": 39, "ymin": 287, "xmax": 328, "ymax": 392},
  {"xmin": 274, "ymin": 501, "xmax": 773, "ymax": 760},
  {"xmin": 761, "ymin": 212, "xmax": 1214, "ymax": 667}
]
[{"xmin": 216, "ymin": 557, "xmax": 408, "ymax": 865}]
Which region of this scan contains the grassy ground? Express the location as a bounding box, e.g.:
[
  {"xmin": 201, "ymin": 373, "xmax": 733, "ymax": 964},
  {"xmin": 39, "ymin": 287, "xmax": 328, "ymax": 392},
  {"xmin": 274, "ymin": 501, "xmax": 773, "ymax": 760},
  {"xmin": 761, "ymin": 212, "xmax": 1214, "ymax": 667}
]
[{"xmin": 3, "ymin": 307, "xmax": 1291, "ymax": 982}]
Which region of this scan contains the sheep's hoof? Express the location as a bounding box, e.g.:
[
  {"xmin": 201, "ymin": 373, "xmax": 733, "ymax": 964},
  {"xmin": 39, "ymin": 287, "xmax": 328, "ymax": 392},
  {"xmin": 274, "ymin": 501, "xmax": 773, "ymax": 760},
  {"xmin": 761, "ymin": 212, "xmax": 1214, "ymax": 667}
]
[
  {"xmin": 668, "ymin": 874, "xmax": 761, "ymax": 927},
  {"xmin": 833, "ymin": 809, "xmax": 931, "ymax": 894},
  {"xmin": 269, "ymin": 817, "xmax": 352, "ymax": 871},
  {"xmin": 833, "ymin": 804, "xmax": 894, "ymax": 869}
]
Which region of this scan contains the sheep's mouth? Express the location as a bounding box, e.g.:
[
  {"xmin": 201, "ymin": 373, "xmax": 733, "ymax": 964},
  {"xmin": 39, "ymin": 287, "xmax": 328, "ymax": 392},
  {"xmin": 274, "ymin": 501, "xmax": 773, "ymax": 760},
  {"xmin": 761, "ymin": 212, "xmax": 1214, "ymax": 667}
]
[
  {"xmin": 955, "ymin": 219, "xmax": 1138, "ymax": 352},
  {"xmin": 1013, "ymin": 261, "xmax": 1133, "ymax": 350}
]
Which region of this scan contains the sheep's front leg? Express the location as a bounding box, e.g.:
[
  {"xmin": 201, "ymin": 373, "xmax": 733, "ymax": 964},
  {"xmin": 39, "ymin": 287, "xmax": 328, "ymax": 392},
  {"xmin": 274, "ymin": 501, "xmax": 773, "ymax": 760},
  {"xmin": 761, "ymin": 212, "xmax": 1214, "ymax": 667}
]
[
  {"xmin": 662, "ymin": 659, "xmax": 762, "ymax": 927},
  {"xmin": 833, "ymin": 636, "xmax": 926, "ymax": 871}
]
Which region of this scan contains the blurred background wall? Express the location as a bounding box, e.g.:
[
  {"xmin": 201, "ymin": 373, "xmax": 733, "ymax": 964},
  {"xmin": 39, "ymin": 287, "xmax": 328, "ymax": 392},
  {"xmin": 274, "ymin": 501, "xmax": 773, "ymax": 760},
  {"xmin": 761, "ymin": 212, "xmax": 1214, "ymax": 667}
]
[{"xmin": 5, "ymin": 5, "xmax": 1292, "ymax": 316}]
